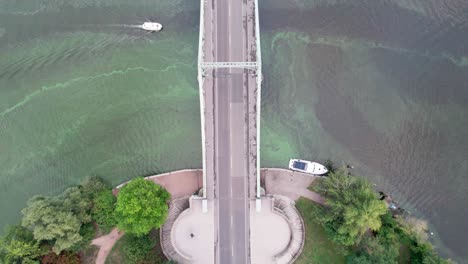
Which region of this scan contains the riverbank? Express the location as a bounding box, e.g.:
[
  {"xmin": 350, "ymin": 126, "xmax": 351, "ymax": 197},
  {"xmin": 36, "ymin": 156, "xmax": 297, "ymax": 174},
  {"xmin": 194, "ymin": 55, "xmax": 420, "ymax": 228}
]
[{"xmin": 0, "ymin": 166, "xmax": 451, "ymax": 264}]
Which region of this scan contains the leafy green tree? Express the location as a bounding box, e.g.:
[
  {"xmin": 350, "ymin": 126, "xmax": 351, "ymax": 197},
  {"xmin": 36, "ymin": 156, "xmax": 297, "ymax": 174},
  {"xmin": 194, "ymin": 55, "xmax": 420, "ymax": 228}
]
[
  {"xmin": 0, "ymin": 225, "xmax": 42, "ymax": 264},
  {"xmin": 21, "ymin": 183, "xmax": 95, "ymax": 254},
  {"xmin": 115, "ymin": 178, "xmax": 170, "ymax": 236},
  {"xmin": 313, "ymin": 169, "xmax": 388, "ymax": 246},
  {"xmin": 21, "ymin": 196, "xmax": 83, "ymax": 254},
  {"xmin": 60, "ymin": 187, "xmax": 92, "ymax": 224},
  {"xmin": 91, "ymin": 190, "xmax": 117, "ymax": 233}
]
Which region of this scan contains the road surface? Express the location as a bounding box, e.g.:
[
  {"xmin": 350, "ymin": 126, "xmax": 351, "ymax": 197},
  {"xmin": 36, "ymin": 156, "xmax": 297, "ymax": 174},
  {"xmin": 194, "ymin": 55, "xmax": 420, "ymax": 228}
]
[{"xmin": 212, "ymin": 0, "xmax": 250, "ymax": 263}]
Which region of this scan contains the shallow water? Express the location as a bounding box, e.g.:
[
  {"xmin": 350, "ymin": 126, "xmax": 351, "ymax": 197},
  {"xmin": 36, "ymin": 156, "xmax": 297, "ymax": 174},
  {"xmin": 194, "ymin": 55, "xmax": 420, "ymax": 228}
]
[
  {"xmin": 0, "ymin": 0, "xmax": 201, "ymax": 233},
  {"xmin": 0, "ymin": 0, "xmax": 467, "ymax": 262}
]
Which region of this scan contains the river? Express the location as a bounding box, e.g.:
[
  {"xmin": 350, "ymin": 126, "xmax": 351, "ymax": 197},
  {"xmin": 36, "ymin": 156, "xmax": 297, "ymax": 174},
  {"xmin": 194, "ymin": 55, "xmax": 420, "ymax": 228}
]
[{"xmin": 0, "ymin": 0, "xmax": 467, "ymax": 262}]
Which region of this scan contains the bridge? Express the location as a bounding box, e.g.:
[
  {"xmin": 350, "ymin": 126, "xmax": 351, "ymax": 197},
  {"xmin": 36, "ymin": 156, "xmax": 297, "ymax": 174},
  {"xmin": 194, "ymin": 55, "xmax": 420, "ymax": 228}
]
[
  {"xmin": 159, "ymin": 0, "xmax": 305, "ymax": 263},
  {"xmin": 197, "ymin": 0, "xmax": 261, "ymax": 262}
]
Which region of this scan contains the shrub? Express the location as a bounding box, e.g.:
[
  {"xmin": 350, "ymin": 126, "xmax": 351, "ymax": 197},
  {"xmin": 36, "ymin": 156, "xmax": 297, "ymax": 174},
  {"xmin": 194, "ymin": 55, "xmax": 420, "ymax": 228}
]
[
  {"xmin": 41, "ymin": 251, "xmax": 80, "ymax": 264},
  {"xmin": 68, "ymin": 224, "xmax": 96, "ymax": 253},
  {"xmin": 91, "ymin": 190, "xmax": 117, "ymax": 233},
  {"xmin": 346, "ymin": 234, "xmax": 399, "ymax": 264},
  {"xmin": 81, "ymin": 177, "xmax": 108, "ymax": 200},
  {"xmin": 123, "ymin": 234, "xmax": 155, "ymax": 264}
]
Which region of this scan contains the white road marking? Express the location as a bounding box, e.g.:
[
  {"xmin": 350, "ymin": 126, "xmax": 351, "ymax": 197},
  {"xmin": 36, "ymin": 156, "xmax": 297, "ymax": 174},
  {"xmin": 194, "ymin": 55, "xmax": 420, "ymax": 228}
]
[
  {"xmin": 242, "ymin": 0, "xmax": 246, "ymax": 62},
  {"xmin": 228, "ymin": 1, "xmax": 232, "ymax": 58}
]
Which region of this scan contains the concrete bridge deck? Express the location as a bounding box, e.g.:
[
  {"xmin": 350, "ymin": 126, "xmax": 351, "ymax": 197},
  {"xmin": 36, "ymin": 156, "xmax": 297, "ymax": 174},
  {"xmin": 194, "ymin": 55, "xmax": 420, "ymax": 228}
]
[{"xmin": 199, "ymin": 0, "xmax": 260, "ymax": 263}]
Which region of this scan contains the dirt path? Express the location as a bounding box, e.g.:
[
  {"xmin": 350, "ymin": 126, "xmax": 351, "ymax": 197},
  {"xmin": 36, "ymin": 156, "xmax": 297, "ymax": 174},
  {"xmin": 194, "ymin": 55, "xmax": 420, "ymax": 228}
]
[{"xmin": 91, "ymin": 228, "xmax": 124, "ymax": 264}]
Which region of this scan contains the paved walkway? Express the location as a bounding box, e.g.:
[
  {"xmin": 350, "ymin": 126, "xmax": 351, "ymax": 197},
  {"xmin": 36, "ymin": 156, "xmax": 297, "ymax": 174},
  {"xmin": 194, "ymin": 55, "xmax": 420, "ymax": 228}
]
[
  {"xmin": 263, "ymin": 168, "xmax": 325, "ymax": 205},
  {"xmin": 170, "ymin": 198, "xmax": 214, "ymax": 264},
  {"xmin": 250, "ymin": 198, "xmax": 291, "ymax": 264},
  {"xmin": 114, "ymin": 169, "xmax": 203, "ymax": 200},
  {"xmin": 147, "ymin": 170, "xmax": 203, "ymax": 200}
]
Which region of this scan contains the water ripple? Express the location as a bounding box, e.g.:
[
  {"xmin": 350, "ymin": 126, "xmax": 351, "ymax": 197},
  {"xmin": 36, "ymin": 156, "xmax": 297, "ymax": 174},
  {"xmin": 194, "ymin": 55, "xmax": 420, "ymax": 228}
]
[{"xmin": 0, "ymin": 66, "xmax": 174, "ymax": 118}]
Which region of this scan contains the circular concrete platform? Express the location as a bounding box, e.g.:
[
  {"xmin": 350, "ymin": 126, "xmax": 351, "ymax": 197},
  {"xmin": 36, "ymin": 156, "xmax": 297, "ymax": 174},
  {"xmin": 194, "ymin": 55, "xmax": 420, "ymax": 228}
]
[{"xmin": 250, "ymin": 200, "xmax": 291, "ymax": 263}]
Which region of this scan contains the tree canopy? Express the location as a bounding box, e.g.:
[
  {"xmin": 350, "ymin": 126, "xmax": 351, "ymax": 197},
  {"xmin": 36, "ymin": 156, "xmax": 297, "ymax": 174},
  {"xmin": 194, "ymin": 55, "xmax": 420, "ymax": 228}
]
[
  {"xmin": 0, "ymin": 225, "xmax": 42, "ymax": 264},
  {"xmin": 306, "ymin": 169, "xmax": 453, "ymax": 263},
  {"xmin": 313, "ymin": 169, "xmax": 388, "ymax": 246},
  {"xmin": 21, "ymin": 185, "xmax": 93, "ymax": 254},
  {"xmin": 115, "ymin": 178, "xmax": 170, "ymax": 236},
  {"xmin": 21, "ymin": 196, "xmax": 83, "ymax": 254}
]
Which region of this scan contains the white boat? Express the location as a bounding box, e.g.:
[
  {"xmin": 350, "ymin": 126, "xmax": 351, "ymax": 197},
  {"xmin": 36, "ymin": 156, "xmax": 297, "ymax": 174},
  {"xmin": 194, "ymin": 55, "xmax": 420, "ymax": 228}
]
[
  {"xmin": 140, "ymin": 22, "xmax": 163, "ymax": 32},
  {"xmin": 289, "ymin": 159, "xmax": 328, "ymax": 175}
]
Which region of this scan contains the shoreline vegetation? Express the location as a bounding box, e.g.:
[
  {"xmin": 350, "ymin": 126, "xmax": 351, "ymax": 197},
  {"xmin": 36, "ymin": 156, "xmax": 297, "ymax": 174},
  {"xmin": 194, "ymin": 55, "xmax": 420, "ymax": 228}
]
[
  {"xmin": 298, "ymin": 163, "xmax": 454, "ymax": 264},
  {"xmin": 0, "ymin": 177, "xmax": 173, "ymax": 264},
  {"xmin": 0, "ymin": 164, "xmax": 454, "ymax": 264}
]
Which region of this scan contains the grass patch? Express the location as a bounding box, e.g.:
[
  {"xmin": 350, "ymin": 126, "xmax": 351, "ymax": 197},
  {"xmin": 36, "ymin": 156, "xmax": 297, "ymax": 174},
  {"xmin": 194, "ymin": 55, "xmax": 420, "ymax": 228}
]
[
  {"xmin": 307, "ymin": 179, "xmax": 320, "ymax": 192},
  {"xmin": 106, "ymin": 233, "xmax": 125, "ymax": 264},
  {"xmin": 295, "ymin": 198, "xmax": 347, "ymax": 264}
]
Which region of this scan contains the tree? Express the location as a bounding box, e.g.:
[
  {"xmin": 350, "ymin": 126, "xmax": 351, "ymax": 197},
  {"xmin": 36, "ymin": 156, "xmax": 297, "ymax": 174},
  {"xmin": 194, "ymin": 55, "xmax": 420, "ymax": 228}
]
[
  {"xmin": 313, "ymin": 169, "xmax": 388, "ymax": 246},
  {"xmin": 21, "ymin": 183, "xmax": 95, "ymax": 254},
  {"xmin": 91, "ymin": 190, "xmax": 117, "ymax": 233},
  {"xmin": 0, "ymin": 225, "xmax": 42, "ymax": 264},
  {"xmin": 21, "ymin": 196, "xmax": 83, "ymax": 254},
  {"xmin": 60, "ymin": 187, "xmax": 92, "ymax": 224},
  {"xmin": 115, "ymin": 178, "xmax": 170, "ymax": 236}
]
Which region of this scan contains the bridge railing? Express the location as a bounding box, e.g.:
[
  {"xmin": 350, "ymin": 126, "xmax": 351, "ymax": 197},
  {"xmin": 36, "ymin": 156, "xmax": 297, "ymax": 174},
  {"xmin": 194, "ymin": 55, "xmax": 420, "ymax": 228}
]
[
  {"xmin": 197, "ymin": 0, "xmax": 207, "ymax": 199},
  {"xmin": 201, "ymin": 62, "xmax": 258, "ymax": 69},
  {"xmin": 254, "ymin": 0, "xmax": 262, "ymax": 199}
]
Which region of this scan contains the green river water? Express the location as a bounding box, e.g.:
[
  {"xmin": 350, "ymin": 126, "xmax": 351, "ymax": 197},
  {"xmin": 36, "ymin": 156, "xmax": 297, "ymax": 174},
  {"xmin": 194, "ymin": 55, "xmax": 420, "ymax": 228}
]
[{"xmin": 1, "ymin": 0, "xmax": 467, "ymax": 262}]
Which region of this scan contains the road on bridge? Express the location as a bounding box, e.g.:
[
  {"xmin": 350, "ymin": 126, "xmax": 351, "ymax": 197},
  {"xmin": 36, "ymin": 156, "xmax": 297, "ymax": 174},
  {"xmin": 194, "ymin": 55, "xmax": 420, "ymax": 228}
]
[{"xmin": 209, "ymin": 0, "xmax": 253, "ymax": 263}]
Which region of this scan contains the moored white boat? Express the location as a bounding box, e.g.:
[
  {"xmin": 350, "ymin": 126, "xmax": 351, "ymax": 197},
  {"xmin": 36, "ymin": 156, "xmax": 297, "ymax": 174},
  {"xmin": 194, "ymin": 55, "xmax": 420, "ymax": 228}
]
[
  {"xmin": 288, "ymin": 159, "xmax": 328, "ymax": 175},
  {"xmin": 140, "ymin": 22, "xmax": 163, "ymax": 32}
]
